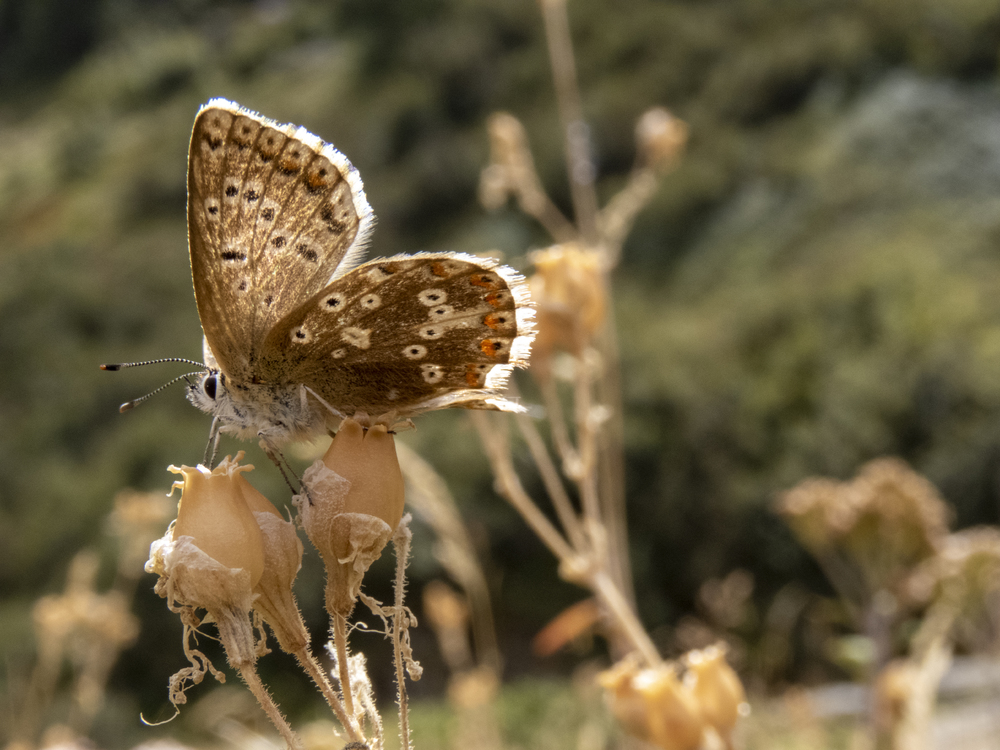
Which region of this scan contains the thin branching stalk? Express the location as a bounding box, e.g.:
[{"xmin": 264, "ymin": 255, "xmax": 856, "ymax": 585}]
[
  {"xmin": 540, "ymin": 0, "xmax": 599, "ymax": 242},
  {"xmin": 473, "ymin": 411, "xmax": 577, "ymax": 564},
  {"xmin": 515, "ymin": 413, "xmax": 587, "ymax": 550}
]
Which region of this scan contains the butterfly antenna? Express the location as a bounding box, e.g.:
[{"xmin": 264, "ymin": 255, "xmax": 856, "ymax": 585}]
[
  {"xmin": 100, "ymin": 357, "xmax": 207, "ymax": 371},
  {"xmin": 117, "ymin": 372, "xmax": 204, "ymax": 413}
]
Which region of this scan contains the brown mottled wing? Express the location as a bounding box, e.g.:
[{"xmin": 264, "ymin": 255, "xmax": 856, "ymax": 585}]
[
  {"xmin": 258, "ymin": 254, "xmax": 534, "ymax": 416},
  {"xmin": 187, "ymin": 99, "xmax": 374, "ymax": 383}
]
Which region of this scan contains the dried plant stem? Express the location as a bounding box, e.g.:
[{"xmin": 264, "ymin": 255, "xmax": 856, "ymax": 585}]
[
  {"xmin": 541, "ymin": 376, "xmax": 581, "ymax": 475},
  {"xmin": 572, "ymin": 359, "xmax": 601, "ymax": 522},
  {"xmin": 393, "ymin": 526, "xmax": 413, "ymax": 750},
  {"xmin": 599, "ymin": 169, "xmax": 659, "ymax": 267},
  {"xmin": 594, "ymin": 311, "xmax": 635, "ymax": 607},
  {"xmin": 292, "ymin": 646, "xmax": 364, "ymax": 743},
  {"xmin": 540, "ymin": 0, "xmax": 599, "ymax": 242},
  {"xmin": 332, "ymin": 614, "xmax": 356, "ymax": 721},
  {"xmin": 236, "ymin": 664, "xmax": 301, "ymax": 750},
  {"xmin": 513, "ymin": 169, "xmax": 579, "ymax": 243},
  {"xmin": 516, "ymin": 413, "xmax": 587, "ymax": 550},
  {"xmin": 473, "ymin": 411, "xmax": 576, "ymax": 563},
  {"xmin": 474, "ymin": 411, "xmax": 660, "ymax": 667},
  {"xmin": 589, "ymin": 570, "xmax": 663, "ymax": 668}
]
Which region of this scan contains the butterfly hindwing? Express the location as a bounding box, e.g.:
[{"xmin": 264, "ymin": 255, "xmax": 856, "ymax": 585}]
[
  {"xmin": 187, "ymin": 99, "xmax": 373, "ymax": 382},
  {"xmin": 258, "ymin": 254, "xmax": 532, "ymax": 415}
]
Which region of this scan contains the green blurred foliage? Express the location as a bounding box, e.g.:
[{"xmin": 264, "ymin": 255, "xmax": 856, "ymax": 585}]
[{"xmin": 3, "ymin": 0, "xmax": 1000, "ymax": 744}]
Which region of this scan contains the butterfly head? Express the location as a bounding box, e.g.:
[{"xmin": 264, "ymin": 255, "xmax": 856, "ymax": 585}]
[{"xmin": 186, "ymin": 369, "xmax": 226, "ymax": 414}]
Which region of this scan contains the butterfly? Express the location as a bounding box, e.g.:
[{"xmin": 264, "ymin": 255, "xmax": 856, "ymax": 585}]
[{"xmin": 107, "ymin": 99, "xmax": 533, "ymax": 457}]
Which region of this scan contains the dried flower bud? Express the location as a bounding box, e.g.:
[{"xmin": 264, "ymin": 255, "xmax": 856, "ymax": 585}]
[
  {"xmin": 529, "ymin": 243, "xmax": 606, "ymax": 373},
  {"xmin": 683, "ymin": 644, "xmax": 747, "ymax": 741},
  {"xmin": 635, "ymin": 107, "xmax": 688, "ymax": 172},
  {"xmin": 298, "ymin": 419, "xmax": 405, "ymax": 617},
  {"xmin": 234, "ymin": 473, "xmax": 309, "ymax": 655},
  {"xmin": 146, "ymin": 454, "xmax": 265, "ymax": 615},
  {"xmin": 599, "ymin": 658, "xmax": 704, "ymax": 750}
]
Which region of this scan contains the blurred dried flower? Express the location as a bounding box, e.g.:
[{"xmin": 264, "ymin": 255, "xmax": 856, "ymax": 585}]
[
  {"xmin": 480, "ymin": 112, "xmax": 536, "ymax": 211},
  {"xmin": 598, "ymin": 657, "xmax": 704, "ymax": 750},
  {"xmin": 907, "ymin": 526, "xmax": 1000, "ymax": 652},
  {"xmin": 423, "ymin": 580, "xmax": 474, "ymax": 672},
  {"xmin": 683, "ymin": 643, "xmax": 747, "ymax": 742},
  {"xmin": 635, "ymin": 108, "xmax": 688, "ymax": 172},
  {"xmin": 529, "ymin": 243, "xmax": 606, "ymax": 373},
  {"xmin": 778, "ymin": 458, "xmax": 949, "ymax": 596}
]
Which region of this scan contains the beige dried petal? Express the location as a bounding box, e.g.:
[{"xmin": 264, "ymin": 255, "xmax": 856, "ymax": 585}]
[
  {"xmin": 323, "ymin": 512, "xmax": 394, "ymax": 617},
  {"xmin": 252, "ymin": 511, "xmax": 308, "ymax": 653},
  {"xmin": 147, "ymin": 533, "xmax": 255, "ymax": 614},
  {"xmin": 168, "ymin": 455, "xmax": 265, "ymax": 590}
]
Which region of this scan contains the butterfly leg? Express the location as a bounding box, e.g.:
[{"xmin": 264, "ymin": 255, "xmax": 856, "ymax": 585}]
[{"xmin": 258, "ymin": 437, "xmax": 314, "ymax": 503}]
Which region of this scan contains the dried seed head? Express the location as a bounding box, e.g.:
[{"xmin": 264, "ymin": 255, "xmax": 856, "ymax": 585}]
[
  {"xmin": 529, "ymin": 243, "xmax": 606, "ymax": 374},
  {"xmin": 778, "ymin": 458, "xmax": 950, "ymax": 595},
  {"xmin": 234, "ymin": 473, "xmax": 309, "ymax": 655},
  {"xmin": 298, "ymin": 419, "xmax": 405, "ymax": 617},
  {"xmin": 683, "ymin": 643, "xmax": 747, "ymax": 740},
  {"xmin": 635, "ymin": 107, "xmax": 688, "ymax": 172},
  {"xmin": 599, "ymin": 658, "xmax": 705, "ymax": 750},
  {"xmin": 146, "ymin": 453, "xmax": 264, "ymax": 615}
]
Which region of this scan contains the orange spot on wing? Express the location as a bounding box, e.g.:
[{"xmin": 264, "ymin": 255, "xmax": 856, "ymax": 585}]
[
  {"xmin": 486, "ymin": 291, "xmax": 505, "ymax": 307},
  {"xmin": 480, "ymin": 339, "xmax": 502, "ymax": 356},
  {"xmin": 483, "ymin": 312, "xmax": 507, "ymax": 329},
  {"xmin": 306, "ymin": 171, "xmax": 328, "ymax": 190},
  {"xmin": 430, "ymin": 262, "xmax": 449, "ymax": 277},
  {"xmin": 470, "ymin": 274, "xmax": 499, "ymax": 289},
  {"xmin": 465, "ymin": 365, "xmax": 484, "ymax": 387}
]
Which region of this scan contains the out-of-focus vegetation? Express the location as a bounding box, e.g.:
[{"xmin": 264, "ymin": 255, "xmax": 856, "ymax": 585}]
[{"xmin": 4, "ymin": 0, "xmax": 1000, "ymax": 747}]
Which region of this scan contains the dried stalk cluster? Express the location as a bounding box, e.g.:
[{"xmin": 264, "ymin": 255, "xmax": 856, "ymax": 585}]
[
  {"xmin": 469, "ymin": 2, "xmax": 747, "ymax": 748},
  {"xmin": 141, "ymin": 419, "xmax": 415, "ymax": 750},
  {"xmin": 779, "ymin": 459, "xmax": 1000, "ymax": 750}
]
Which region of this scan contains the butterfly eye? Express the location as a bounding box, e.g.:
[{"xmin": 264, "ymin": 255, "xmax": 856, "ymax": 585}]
[{"xmin": 203, "ymin": 374, "xmax": 218, "ymax": 400}]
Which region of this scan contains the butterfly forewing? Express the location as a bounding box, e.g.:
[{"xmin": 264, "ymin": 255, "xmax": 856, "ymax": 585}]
[
  {"xmin": 188, "ymin": 99, "xmax": 373, "ymax": 382},
  {"xmin": 258, "ymin": 254, "xmax": 530, "ymax": 415}
]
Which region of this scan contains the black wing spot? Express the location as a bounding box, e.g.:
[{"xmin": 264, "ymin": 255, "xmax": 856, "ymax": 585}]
[
  {"xmin": 297, "ymin": 244, "xmax": 318, "ymax": 262},
  {"xmin": 225, "ymin": 185, "xmax": 239, "ymax": 197},
  {"xmin": 245, "ymin": 189, "xmax": 259, "ymax": 202},
  {"xmin": 208, "ymin": 205, "xmax": 219, "ymax": 215},
  {"xmin": 261, "ymin": 207, "xmax": 275, "ymax": 221},
  {"xmin": 320, "ymin": 206, "xmax": 347, "ymax": 234},
  {"xmin": 205, "ymin": 135, "xmax": 223, "ymax": 150},
  {"xmin": 271, "ymin": 236, "xmax": 287, "ymax": 248},
  {"xmin": 264, "ymin": 295, "xmax": 274, "ymax": 306},
  {"xmin": 221, "ymin": 249, "xmax": 247, "ymax": 262}
]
